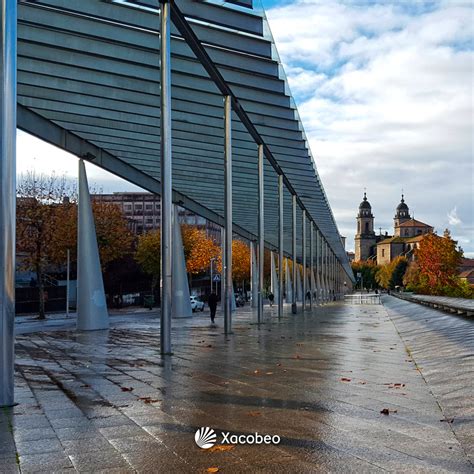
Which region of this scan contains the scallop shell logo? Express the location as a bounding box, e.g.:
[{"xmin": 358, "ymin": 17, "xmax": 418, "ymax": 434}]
[{"xmin": 194, "ymin": 427, "xmax": 217, "ymax": 449}]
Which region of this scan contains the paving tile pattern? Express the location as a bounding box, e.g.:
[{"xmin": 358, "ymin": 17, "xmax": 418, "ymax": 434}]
[
  {"xmin": 1, "ymin": 300, "xmax": 472, "ymax": 473},
  {"xmin": 384, "ymin": 295, "xmax": 474, "ymax": 465}
]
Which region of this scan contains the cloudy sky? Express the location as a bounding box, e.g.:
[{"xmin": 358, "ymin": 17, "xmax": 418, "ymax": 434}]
[
  {"xmin": 17, "ymin": 0, "xmax": 473, "ymax": 255},
  {"xmin": 263, "ymin": 0, "xmax": 473, "ymax": 255}
]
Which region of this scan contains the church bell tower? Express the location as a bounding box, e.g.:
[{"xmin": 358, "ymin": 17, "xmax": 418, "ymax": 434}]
[{"xmin": 355, "ymin": 192, "xmax": 376, "ymax": 261}]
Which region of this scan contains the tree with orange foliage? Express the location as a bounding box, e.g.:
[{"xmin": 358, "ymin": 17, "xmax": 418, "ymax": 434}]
[
  {"xmin": 50, "ymin": 200, "xmax": 133, "ymax": 269},
  {"xmin": 17, "ymin": 172, "xmax": 133, "ymax": 319},
  {"xmin": 16, "ymin": 172, "xmax": 72, "ymax": 319},
  {"xmin": 231, "ymin": 240, "xmax": 250, "ymax": 284},
  {"xmin": 414, "ymin": 231, "xmax": 461, "ymax": 287},
  {"xmin": 181, "ymin": 225, "xmax": 220, "ymax": 275},
  {"xmin": 404, "ymin": 230, "xmax": 471, "ymax": 297}
]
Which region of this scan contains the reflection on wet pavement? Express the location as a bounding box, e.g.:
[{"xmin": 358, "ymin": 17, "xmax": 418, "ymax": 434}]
[{"xmin": 1, "ymin": 296, "xmax": 472, "ymax": 472}]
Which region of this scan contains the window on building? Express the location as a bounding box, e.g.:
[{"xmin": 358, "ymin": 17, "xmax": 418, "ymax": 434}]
[
  {"xmin": 365, "ymin": 222, "xmax": 369, "ymax": 232},
  {"xmin": 135, "ymin": 204, "xmax": 142, "ymax": 209},
  {"xmin": 124, "ymin": 204, "xmax": 132, "ymax": 210},
  {"xmin": 417, "ymin": 229, "xmax": 422, "ymax": 235},
  {"xmin": 405, "ymin": 230, "xmax": 409, "ymax": 236},
  {"xmin": 145, "ymin": 204, "xmax": 152, "ymax": 210},
  {"xmin": 382, "ymin": 249, "xmax": 385, "ymax": 257}
]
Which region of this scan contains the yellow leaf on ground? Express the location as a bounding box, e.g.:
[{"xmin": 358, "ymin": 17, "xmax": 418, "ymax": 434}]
[
  {"xmin": 208, "ymin": 445, "xmax": 235, "ymax": 452},
  {"xmin": 206, "ymin": 467, "xmax": 219, "ymax": 473}
]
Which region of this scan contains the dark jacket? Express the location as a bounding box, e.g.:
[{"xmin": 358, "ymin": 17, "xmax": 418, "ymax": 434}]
[{"xmin": 208, "ymin": 293, "xmax": 218, "ymax": 309}]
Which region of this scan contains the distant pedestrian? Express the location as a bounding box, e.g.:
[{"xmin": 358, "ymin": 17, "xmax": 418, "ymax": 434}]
[
  {"xmin": 208, "ymin": 291, "xmax": 218, "ymax": 324},
  {"xmin": 268, "ymin": 292, "xmax": 274, "ymax": 306},
  {"xmin": 306, "ymin": 290, "xmax": 311, "ymax": 301}
]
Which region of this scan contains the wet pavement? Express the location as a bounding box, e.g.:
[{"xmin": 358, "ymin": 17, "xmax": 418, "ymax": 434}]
[{"xmin": 2, "ymin": 297, "xmax": 473, "ymax": 473}]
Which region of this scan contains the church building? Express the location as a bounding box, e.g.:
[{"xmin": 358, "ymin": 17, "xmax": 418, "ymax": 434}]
[{"xmin": 354, "ymin": 193, "xmax": 434, "ymax": 264}]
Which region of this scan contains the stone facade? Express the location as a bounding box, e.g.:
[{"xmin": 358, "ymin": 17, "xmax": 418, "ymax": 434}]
[{"xmin": 355, "ymin": 194, "xmax": 434, "ymax": 264}]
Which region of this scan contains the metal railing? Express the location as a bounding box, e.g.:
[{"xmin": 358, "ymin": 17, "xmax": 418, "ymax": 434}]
[{"xmin": 344, "ymin": 293, "xmax": 382, "ymax": 305}]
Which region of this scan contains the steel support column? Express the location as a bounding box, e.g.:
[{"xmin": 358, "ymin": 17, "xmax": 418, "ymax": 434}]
[
  {"xmin": 257, "ymin": 144, "xmax": 264, "ymax": 324},
  {"xmin": 315, "ymin": 229, "xmax": 321, "ymax": 305},
  {"xmin": 302, "ymin": 210, "xmax": 306, "ymax": 311},
  {"xmin": 278, "ymin": 175, "xmax": 283, "ymax": 318},
  {"xmin": 224, "ymin": 95, "xmax": 233, "ymax": 335},
  {"xmin": 0, "ymin": 0, "xmax": 16, "ymax": 407},
  {"xmin": 250, "ymin": 240, "xmax": 257, "ymax": 308},
  {"xmin": 309, "ymin": 223, "xmax": 313, "ymax": 309},
  {"xmin": 322, "ymin": 238, "xmax": 327, "ymax": 303},
  {"xmin": 292, "ymin": 195, "xmax": 297, "ymax": 314},
  {"xmin": 160, "ymin": 0, "xmax": 172, "ymax": 355}
]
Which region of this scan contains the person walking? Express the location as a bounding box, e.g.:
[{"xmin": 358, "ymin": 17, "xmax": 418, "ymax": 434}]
[
  {"xmin": 268, "ymin": 292, "xmax": 274, "ymax": 307},
  {"xmin": 208, "ymin": 291, "xmax": 218, "ymax": 325}
]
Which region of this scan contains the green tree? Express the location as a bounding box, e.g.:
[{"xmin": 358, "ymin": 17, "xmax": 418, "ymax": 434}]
[
  {"xmin": 351, "ymin": 260, "xmax": 380, "ymax": 290},
  {"xmin": 135, "ymin": 230, "xmax": 161, "ymax": 295},
  {"xmin": 376, "ymin": 256, "xmax": 408, "ymax": 290}
]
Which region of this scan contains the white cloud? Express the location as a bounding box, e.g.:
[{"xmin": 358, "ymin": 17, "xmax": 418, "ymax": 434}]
[
  {"xmin": 447, "ymin": 206, "xmax": 462, "ymax": 226},
  {"xmin": 266, "ymin": 0, "xmax": 474, "ymax": 254}
]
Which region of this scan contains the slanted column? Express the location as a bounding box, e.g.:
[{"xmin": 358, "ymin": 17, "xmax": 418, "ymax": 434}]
[
  {"xmin": 77, "ymin": 160, "xmax": 109, "ymax": 331},
  {"xmin": 223, "ymin": 95, "xmax": 233, "ymax": 335},
  {"xmin": 0, "ymin": 0, "xmax": 17, "ymax": 407},
  {"xmin": 257, "ymin": 144, "xmax": 264, "ymax": 324},
  {"xmin": 171, "ymin": 207, "xmax": 192, "ymax": 318},
  {"xmin": 160, "ymin": 0, "xmax": 172, "ymax": 354},
  {"xmin": 302, "ymin": 210, "xmax": 306, "ymax": 311},
  {"xmin": 278, "ymin": 175, "xmax": 283, "ymax": 318},
  {"xmin": 291, "ymin": 195, "xmax": 297, "ymax": 314}
]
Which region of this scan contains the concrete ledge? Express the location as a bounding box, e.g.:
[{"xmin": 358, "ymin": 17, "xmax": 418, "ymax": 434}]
[{"xmin": 392, "ymin": 292, "xmax": 474, "ymax": 317}]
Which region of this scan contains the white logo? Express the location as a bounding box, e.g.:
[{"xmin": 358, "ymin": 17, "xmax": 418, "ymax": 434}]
[
  {"xmin": 194, "ymin": 428, "xmax": 280, "ymax": 449},
  {"xmin": 194, "ymin": 427, "xmax": 217, "ymax": 449}
]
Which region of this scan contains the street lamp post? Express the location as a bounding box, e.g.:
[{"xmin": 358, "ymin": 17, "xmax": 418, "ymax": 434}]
[{"xmin": 210, "ymin": 257, "xmax": 216, "ymax": 293}]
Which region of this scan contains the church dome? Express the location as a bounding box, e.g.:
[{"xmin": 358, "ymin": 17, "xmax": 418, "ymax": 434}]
[
  {"xmin": 396, "ymin": 195, "xmax": 408, "ymax": 211},
  {"xmin": 359, "ymin": 192, "xmax": 371, "ymax": 210}
]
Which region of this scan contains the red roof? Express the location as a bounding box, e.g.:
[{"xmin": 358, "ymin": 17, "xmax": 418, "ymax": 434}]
[{"xmin": 397, "ymin": 218, "xmax": 432, "ymax": 228}]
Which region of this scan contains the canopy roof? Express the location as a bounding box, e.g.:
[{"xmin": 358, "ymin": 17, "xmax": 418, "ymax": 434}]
[{"xmin": 17, "ymin": 0, "xmax": 354, "ymax": 281}]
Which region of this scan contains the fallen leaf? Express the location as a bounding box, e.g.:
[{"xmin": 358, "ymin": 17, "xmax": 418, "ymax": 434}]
[
  {"xmin": 277, "ymin": 363, "xmax": 282, "ymax": 367},
  {"xmin": 207, "ymin": 345, "xmax": 213, "ymax": 348},
  {"xmin": 139, "ymin": 397, "xmax": 160, "ymax": 404},
  {"xmin": 340, "ymin": 378, "xmax": 351, "ymax": 382},
  {"xmin": 440, "ymin": 418, "xmax": 454, "ymax": 423},
  {"xmin": 359, "ymin": 381, "xmax": 367, "ymax": 385},
  {"xmin": 293, "ymin": 355, "xmax": 301, "ymax": 360},
  {"xmin": 380, "ymin": 408, "xmax": 390, "ymax": 415},
  {"xmin": 253, "ymin": 370, "xmax": 260, "ymax": 375},
  {"xmin": 121, "ymin": 387, "xmax": 133, "ymax": 392},
  {"xmin": 208, "ymin": 445, "xmax": 235, "ymax": 452},
  {"xmin": 265, "ymin": 372, "xmax": 274, "ymax": 375},
  {"xmin": 246, "ymin": 411, "xmax": 262, "ymax": 417},
  {"xmin": 81, "ymin": 384, "xmax": 91, "ymax": 388},
  {"xmin": 206, "ymin": 468, "xmax": 219, "ymax": 473}
]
